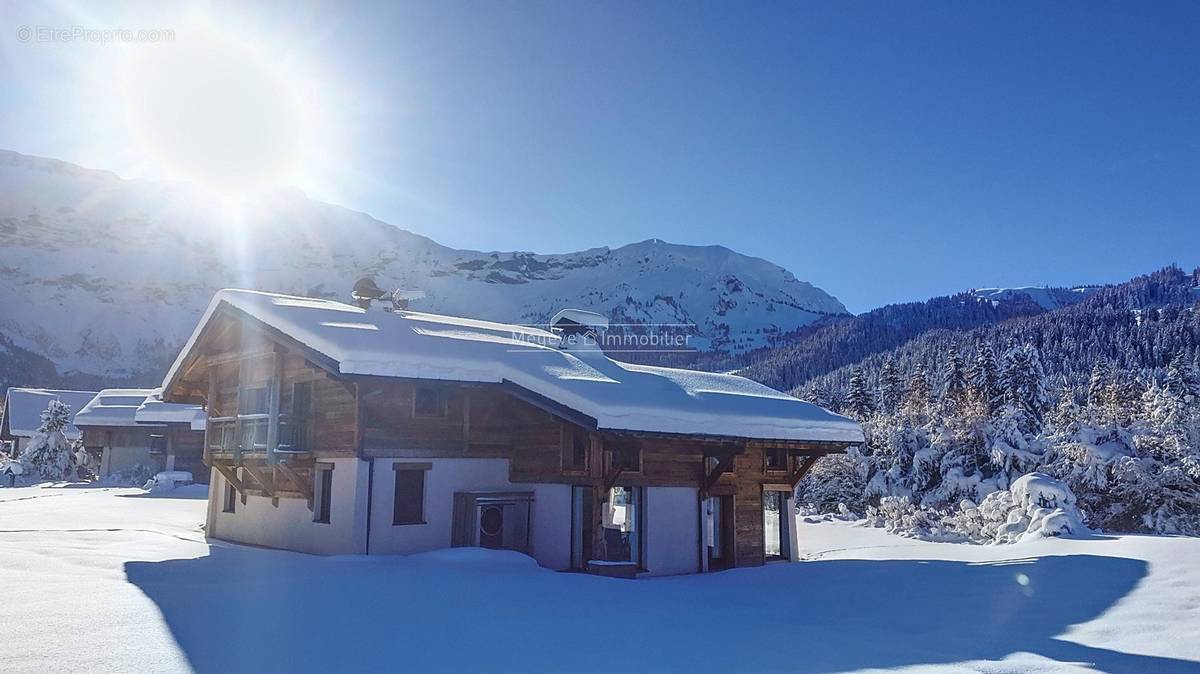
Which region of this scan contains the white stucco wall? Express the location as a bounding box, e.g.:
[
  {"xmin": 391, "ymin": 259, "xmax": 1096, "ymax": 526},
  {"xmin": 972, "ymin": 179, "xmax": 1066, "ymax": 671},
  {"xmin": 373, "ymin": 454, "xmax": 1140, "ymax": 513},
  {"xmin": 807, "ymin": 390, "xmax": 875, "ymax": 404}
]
[
  {"xmin": 644, "ymin": 486, "xmax": 700, "ymax": 576},
  {"xmin": 203, "ymin": 457, "xmax": 705, "ymax": 576},
  {"xmin": 207, "ymin": 458, "xmax": 369, "ymax": 555},
  {"xmin": 367, "ymin": 458, "xmax": 572, "ymax": 571}
]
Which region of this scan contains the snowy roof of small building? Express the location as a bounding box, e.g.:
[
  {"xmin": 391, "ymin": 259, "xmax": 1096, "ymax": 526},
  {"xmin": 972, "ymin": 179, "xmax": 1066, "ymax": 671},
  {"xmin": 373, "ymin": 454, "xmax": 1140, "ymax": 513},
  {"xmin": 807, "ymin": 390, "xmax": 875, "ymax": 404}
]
[
  {"xmin": 134, "ymin": 389, "xmax": 206, "ymax": 431},
  {"xmin": 164, "ymin": 290, "xmax": 864, "ymax": 444},
  {"xmin": 73, "ymin": 389, "xmax": 161, "ymax": 429},
  {"xmin": 1, "ymin": 388, "xmax": 97, "ymax": 439}
]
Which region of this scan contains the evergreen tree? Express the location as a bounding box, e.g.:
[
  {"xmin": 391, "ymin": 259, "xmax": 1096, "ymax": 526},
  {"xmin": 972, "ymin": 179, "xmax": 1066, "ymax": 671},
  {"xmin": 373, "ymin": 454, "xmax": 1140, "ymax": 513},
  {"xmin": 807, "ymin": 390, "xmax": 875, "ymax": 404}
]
[
  {"xmin": 845, "ymin": 367, "xmax": 875, "ymax": 420},
  {"xmin": 800, "ymin": 380, "xmax": 833, "ymax": 410},
  {"xmin": 21, "ymin": 400, "xmax": 74, "ymax": 481},
  {"xmin": 878, "ymin": 356, "xmax": 904, "ymax": 414},
  {"xmin": 904, "ymin": 363, "xmax": 932, "ymax": 418},
  {"xmin": 999, "ymin": 343, "xmax": 1030, "ymax": 410},
  {"xmin": 1087, "ymin": 361, "xmax": 1114, "ymax": 411},
  {"xmin": 969, "ymin": 343, "xmax": 1000, "ymax": 413},
  {"xmin": 938, "ymin": 346, "xmax": 969, "ymax": 411},
  {"xmin": 1165, "ymin": 351, "xmax": 1199, "ymax": 402}
]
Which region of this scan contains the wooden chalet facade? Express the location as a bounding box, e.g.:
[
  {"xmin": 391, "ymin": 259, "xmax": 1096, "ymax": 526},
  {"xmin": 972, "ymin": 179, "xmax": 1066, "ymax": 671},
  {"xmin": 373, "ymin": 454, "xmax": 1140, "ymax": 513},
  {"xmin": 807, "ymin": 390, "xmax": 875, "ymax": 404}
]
[{"xmin": 162, "ymin": 290, "xmax": 863, "ymax": 576}]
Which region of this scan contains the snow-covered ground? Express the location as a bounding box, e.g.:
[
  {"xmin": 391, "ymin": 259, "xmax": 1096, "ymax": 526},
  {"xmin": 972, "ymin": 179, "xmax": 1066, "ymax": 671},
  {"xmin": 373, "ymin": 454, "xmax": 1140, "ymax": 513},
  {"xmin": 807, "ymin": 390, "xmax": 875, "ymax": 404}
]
[{"xmin": 1, "ymin": 485, "xmax": 1198, "ymax": 673}]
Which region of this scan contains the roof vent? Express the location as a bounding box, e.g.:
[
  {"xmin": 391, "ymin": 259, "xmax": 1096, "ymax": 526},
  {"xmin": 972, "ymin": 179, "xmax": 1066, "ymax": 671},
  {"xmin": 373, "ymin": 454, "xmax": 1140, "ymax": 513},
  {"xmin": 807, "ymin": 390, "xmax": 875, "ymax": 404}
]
[
  {"xmin": 351, "ymin": 277, "xmax": 426, "ymax": 312},
  {"xmin": 550, "ymin": 309, "xmax": 608, "ymax": 350}
]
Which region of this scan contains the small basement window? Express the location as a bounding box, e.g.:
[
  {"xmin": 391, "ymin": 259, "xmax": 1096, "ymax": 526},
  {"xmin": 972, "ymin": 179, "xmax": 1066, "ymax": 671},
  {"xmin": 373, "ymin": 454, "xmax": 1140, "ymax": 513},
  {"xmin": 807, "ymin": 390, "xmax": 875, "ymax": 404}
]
[
  {"xmin": 413, "ymin": 386, "xmax": 447, "ymax": 418},
  {"xmin": 313, "ymin": 463, "xmax": 334, "ymax": 524},
  {"xmin": 764, "ymin": 448, "xmax": 788, "ymax": 472},
  {"xmin": 393, "ymin": 463, "xmax": 429, "ymax": 525}
]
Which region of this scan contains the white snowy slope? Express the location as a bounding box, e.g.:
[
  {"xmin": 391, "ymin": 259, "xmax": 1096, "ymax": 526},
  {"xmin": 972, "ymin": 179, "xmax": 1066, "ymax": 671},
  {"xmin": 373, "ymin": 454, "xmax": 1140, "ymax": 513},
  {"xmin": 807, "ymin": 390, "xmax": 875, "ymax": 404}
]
[
  {"xmin": 0, "ymin": 149, "xmax": 848, "ymax": 380},
  {"xmin": 970, "ymin": 286, "xmax": 1100, "ymax": 310},
  {"xmin": 1, "ymin": 485, "xmax": 1197, "ymax": 673}
]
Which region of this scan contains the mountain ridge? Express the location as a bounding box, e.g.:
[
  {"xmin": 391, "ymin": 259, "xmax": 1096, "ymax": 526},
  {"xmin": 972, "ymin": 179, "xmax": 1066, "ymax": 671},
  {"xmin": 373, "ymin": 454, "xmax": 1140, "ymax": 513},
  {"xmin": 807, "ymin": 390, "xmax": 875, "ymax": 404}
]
[{"xmin": 0, "ymin": 149, "xmax": 848, "ymax": 388}]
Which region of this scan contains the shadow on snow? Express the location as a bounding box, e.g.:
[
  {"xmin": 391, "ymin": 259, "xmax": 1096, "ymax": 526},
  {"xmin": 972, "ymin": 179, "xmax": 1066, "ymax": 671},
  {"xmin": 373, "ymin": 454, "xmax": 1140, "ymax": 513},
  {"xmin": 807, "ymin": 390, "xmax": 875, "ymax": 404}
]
[{"xmin": 126, "ymin": 549, "xmax": 1196, "ymax": 673}]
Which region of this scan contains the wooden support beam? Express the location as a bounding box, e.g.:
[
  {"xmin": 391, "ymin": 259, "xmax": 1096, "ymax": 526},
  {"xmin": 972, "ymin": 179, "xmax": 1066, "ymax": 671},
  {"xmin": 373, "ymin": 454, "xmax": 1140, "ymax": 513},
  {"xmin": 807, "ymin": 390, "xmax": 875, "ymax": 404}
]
[
  {"xmin": 276, "ymin": 461, "xmax": 315, "ymax": 511},
  {"xmin": 602, "ymin": 464, "xmax": 626, "ymax": 493},
  {"xmin": 213, "ymin": 463, "xmax": 248, "ymax": 494},
  {"xmin": 266, "ymin": 349, "xmax": 283, "ymax": 465},
  {"xmin": 789, "ymin": 454, "xmax": 823, "ymax": 489},
  {"xmin": 703, "ymin": 454, "xmax": 735, "ymax": 495},
  {"xmin": 462, "ymin": 389, "xmax": 471, "ymax": 452},
  {"xmin": 241, "ymin": 463, "xmax": 277, "ymax": 498},
  {"xmin": 203, "ymin": 365, "xmax": 218, "ymax": 466}
]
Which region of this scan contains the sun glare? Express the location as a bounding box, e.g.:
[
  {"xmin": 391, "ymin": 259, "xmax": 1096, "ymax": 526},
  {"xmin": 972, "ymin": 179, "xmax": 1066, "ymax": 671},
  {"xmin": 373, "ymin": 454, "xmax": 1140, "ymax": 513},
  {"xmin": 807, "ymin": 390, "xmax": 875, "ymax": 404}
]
[{"xmin": 118, "ymin": 29, "xmax": 307, "ymax": 199}]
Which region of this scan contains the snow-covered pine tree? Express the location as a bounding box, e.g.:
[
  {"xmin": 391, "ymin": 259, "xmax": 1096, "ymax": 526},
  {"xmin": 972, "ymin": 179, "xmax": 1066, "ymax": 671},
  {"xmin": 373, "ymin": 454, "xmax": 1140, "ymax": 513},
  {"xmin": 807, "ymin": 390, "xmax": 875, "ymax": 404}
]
[
  {"xmin": 1087, "ymin": 361, "xmax": 1114, "ymax": 413},
  {"xmin": 21, "ymin": 399, "xmax": 74, "ymax": 481},
  {"xmin": 845, "ymin": 367, "xmax": 875, "ymax": 420},
  {"xmin": 904, "ymin": 363, "xmax": 932, "ymax": 418},
  {"xmin": 999, "ymin": 342, "xmax": 1029, "ymax": 409},
  {"xmin": 998, "ymin": 343, "xmax": 1050, "ymax": 432},
  {"xmin": 878, "ymin": 356, "xmax": 904, "ymax": 414},
  {"xmin": 1165, "ymin": 351, "xmax": 1199, "ymax": 402},
  {"xmin": 938, "ymin": 346, "xmax": 969, "ymax": 411},
  {"xmin": 1022, "ymin": 344, "xmax": 1052, "ymax": 423},
  {"xmin": 800, "ymin": 380, "xmax": 834, "ymax": 411},
  {"xmin": 969, "ymin": 343, "xmax": 1001, "ymax": 413}
]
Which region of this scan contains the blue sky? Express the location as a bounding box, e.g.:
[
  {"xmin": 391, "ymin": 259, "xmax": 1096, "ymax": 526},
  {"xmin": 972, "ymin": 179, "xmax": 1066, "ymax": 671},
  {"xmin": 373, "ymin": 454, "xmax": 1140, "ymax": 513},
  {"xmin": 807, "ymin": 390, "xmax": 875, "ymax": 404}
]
[{"xmin": 2, "ymin": 1, "xmax": 1198, "ymax": 313}]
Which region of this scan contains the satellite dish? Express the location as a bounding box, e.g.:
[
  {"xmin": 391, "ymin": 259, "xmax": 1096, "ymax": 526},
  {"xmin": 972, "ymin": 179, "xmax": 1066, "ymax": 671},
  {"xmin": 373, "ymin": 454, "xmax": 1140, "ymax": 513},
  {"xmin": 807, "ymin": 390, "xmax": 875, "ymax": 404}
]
[{"xmin": 390, "ymin": 289, "xmax": 426, "ymax": 311}]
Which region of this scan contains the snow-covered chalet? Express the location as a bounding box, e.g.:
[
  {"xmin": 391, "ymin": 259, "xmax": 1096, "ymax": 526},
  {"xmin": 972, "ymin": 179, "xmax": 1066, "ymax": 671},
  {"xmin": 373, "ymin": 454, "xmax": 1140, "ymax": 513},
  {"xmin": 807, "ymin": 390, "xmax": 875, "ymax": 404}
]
[{"xmin": 160, "ymin": 289, "xmax": 863, "ymax": 576}]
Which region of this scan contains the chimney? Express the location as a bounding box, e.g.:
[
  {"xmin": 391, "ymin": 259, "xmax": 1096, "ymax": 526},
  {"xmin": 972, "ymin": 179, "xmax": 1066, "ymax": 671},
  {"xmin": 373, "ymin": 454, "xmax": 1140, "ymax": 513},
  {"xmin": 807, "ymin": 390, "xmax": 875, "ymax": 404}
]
[{"xmin": 351, "ymin": 277, "xmax": 425, "ymax": 312}]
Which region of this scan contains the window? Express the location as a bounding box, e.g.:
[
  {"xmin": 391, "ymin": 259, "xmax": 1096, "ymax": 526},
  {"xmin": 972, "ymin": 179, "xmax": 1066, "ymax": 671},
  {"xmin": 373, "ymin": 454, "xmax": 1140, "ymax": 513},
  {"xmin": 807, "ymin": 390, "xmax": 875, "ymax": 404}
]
[
  {"xmin": 223, "ymin": 479, "xmax": 237, "ymax": 513},
  {"xmin": 764, "ymin": 448, "xmax": 788, "ymax": 472},
  {"xmin": 282, "ymin": 381, "xmax": 313, "ymax": 450},
  {"xmin": 149, "ymin": 434, "xmax": 168, "ymax": 455},
  {"xmin": 562, "ymin": 426, "xmax": 589, "ymax": 472},
  {"xmin": 571, "ymin": 485, "xmax": 645, "ymax": 569},
  {"xmin": 313, "ymin": 463, "xmax": 334, "ymax": 524},
  {"xmin": 239, "ymin": 386, "xmax": 269, "ymax": 415},
  {"xmin": 393, "ymin": 464, "xmax": 428, "ymax": 524},
  {"xmin": 608, "ymin": 440, "xmax": 642, "ymax": 473},
  {"xmin": 413, "ymin": 386, "xmax": 446, "ymax": 418},
  {"xmin": 763, "ymin": 489, "xmax": 791, "ymax": 561}
]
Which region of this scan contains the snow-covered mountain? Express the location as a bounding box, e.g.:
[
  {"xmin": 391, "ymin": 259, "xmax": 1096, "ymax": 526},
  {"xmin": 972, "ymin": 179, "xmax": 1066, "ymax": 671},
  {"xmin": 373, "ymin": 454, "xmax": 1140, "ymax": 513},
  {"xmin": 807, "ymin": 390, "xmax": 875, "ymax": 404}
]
[
  {"xmin": 0, "ymin": 149, "xmax": 848, "ymax": 383},
  {"xmin": 969, "ymin": 285, "xmax": 1100, "ymax": 310}
]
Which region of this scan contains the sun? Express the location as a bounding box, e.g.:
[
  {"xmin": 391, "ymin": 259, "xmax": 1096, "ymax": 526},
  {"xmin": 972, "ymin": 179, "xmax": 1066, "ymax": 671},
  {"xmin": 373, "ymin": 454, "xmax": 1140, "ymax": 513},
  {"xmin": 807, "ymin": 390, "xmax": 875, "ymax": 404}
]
[{"xmin": 119, "ymin": 30, "xmax": 306, "ymax": 198}]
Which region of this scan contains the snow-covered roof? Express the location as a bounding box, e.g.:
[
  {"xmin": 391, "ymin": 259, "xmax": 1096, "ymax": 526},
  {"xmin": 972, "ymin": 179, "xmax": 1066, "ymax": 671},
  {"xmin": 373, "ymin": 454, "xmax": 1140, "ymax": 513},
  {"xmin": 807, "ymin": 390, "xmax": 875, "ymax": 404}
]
[
  {"xmin": 166, "ymin": 290, "xmax": 863, "ymax": 444},
  {"xmin": 73, "ymin": 389, "xmax": 161, "ymax": 429},
  {"xmin": 1, "ymin": 388, "xmax": 97, "ymax": 439},
  {"xmin": 134, "ymin": 389, "xmax": 206, "ymax": 431}
]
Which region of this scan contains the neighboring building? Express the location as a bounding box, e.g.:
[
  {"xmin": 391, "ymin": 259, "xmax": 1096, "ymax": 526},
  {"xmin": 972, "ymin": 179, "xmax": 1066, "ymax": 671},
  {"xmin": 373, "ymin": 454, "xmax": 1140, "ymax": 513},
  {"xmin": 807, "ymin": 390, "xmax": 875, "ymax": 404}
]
[
  {"xmin": 73, "ymin": 389, "xmax": 207, "ymax": 481},
  {"xmin": 161, "ymin": 289, "xmax": 863, "ymax": 576},
  {"xmin": 0, "ymin": 388, "xmax": 98, "ymax": 456},
  {"xmin": 134, "ymin": 389, "xmax": 209, "ymax": 482}
]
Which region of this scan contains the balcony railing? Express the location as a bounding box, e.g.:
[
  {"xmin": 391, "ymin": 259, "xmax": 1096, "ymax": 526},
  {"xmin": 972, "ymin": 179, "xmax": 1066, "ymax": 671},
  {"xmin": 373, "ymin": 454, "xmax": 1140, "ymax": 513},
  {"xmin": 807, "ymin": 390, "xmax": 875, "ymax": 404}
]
[{"xmin": 207, "ymin": 416, "xmax": 270, "ymax": 458}]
